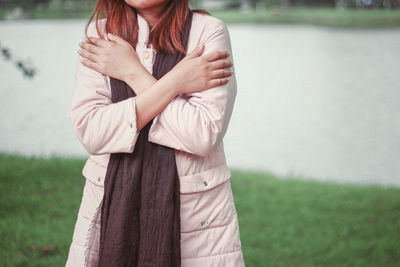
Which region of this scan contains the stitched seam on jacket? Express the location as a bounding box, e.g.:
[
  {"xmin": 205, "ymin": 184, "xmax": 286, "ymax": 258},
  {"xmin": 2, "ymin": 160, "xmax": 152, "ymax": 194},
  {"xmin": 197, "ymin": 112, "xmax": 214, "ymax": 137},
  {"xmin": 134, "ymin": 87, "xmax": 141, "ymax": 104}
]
[
  {"xmin": 180, "ymin": 207, "xmax": 235, "ymax": 234},
  {"xmin": 78, "ymin": 208, "xmax": 101, "ymax": 224},
  {"xmin": 88, "ymin": 156, "xmax": 107, "ymax": 168},
  {"xmin": 182, "ymin": 247, "xmax": 243, "ymax": 261},
  {"xmin": 179, "ymin": 161, "xmax": 226, "ymax": 179}
]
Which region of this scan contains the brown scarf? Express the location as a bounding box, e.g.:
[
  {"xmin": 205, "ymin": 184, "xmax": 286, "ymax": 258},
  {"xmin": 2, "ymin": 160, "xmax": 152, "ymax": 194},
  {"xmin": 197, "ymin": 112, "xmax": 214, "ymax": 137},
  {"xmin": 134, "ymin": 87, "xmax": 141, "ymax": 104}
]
[{"xmin": 84, "ymin": 9, "xmax": 193, "ymax": 267}]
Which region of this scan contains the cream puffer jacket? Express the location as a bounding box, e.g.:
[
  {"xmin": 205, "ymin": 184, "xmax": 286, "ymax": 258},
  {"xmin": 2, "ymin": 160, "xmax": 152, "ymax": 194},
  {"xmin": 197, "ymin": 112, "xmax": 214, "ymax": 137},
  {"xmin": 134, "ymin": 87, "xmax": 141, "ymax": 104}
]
[{"xmin": 66, "ymin": 11, "xmax": 245, "ymax": 267}]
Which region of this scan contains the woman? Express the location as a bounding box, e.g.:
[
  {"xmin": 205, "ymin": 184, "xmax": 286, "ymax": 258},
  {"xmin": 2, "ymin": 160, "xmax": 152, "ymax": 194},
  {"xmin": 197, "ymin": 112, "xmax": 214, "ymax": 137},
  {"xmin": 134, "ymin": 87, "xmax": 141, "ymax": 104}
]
[{"xmin": 66, "ymin": 0, "xmax": 245, "ymax": 266}]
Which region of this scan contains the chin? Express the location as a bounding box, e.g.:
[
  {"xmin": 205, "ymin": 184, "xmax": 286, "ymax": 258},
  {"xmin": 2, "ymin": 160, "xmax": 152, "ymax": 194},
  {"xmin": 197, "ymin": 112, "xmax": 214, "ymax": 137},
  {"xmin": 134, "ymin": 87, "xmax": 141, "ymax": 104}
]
[{"xmin": 125, "ymin": 0, "xmax": 167, "ymax": 10}]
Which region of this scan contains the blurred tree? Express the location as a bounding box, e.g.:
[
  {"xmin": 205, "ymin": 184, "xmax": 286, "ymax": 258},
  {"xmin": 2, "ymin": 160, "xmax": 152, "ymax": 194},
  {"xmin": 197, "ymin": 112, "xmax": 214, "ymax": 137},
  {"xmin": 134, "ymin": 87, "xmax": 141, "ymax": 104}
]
[
  {"xmin": 0, "ymin": 0, "xmax": 95, "ymax": 9},
  {"xmin": 0, "ymin": 0, "xmax": 51, "ymax": 9},
  {"xmin": 334, "ymin": 0, "xmax": 399, "ymax": 8},
  {"xmin": 48, "ymin": 0, "xmax": 95, "ymax": 9}
]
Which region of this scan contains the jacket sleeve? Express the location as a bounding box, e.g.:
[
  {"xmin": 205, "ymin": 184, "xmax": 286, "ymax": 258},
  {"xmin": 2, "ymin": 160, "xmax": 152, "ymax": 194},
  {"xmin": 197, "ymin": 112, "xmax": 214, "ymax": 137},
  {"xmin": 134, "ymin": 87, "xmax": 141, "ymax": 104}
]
[
  {"xmin": 148, "ymin": 19, "xmax": 237, "ymax": 157},
  {"xmin": 68, "ymin": 20, "xmax": 140, "ymax": 155}
]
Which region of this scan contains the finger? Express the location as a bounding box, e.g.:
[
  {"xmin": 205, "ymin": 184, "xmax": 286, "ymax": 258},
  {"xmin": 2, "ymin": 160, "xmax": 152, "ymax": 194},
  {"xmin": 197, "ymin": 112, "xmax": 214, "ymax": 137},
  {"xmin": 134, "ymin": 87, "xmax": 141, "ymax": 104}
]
[
  {"xmin": 107, "ymin": 33, "xmax": 128, "ymax": 46},
  {"xmin": 208, "ymin": 59, "xmax": 233, "ymax": 71},
  {"xmin": 201, "ymin": 50, "xmax": 230, "ymax": 62},
  {"xmin": 80, "ymin": 58, "xmax": 102, "ymax": 73},
  {"xmin": 78, "ymin": 49, "xmax": 99, "ymax": 63},
  {"xmin": 210, "ymin": 68, "xmax": 233, "ymax": 80},
  {"xmin": 79, "ymin": 41, "xmax": 101, "ymax": 55},
  {"xmin": 207, "ymin": 77, "xmax": 230, "ymax": 89},
  {"xmin": 186, "ymin": 44, "xmax": 204, "ymax": 59},
  {"xmin": 87, "ymin": 36, "xmax": 110, "ymax": 47}
]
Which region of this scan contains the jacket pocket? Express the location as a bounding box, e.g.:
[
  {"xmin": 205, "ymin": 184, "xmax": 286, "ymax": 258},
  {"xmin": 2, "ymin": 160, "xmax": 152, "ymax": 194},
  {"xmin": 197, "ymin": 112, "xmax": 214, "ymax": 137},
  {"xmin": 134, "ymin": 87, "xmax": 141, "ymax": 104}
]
[
  {"xmin": 179, "ymin": 163, "xmax": 234, "ymax": 233},
  {"xmin": 178, "ymin": 162, "xmax": 231, "ymax": 194},
  {"xmin": 82, "ymin": 157, "xmax": 235, "ymax": 232},
  {"xmin": 180, "ymin": 178, "xmax": 235, "ymax": 233},
  {"xmin": 82, "ymin": 157, "xmax": 107, "ymax": 187},
  {"xmin": 82, "ymin": 157, "xmax": 232, "ymax": 195}
]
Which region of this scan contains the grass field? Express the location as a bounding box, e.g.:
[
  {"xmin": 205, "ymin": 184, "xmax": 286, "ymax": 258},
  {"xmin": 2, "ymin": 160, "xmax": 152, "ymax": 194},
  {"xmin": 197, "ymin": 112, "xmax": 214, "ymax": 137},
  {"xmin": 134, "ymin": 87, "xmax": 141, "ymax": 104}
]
[
  {"xmin": 0, "ymin": 7, "xmax": 400, "ymax": 28},
  {"xmin": 0, "ymin": 153, "xmax": 399, "ymax": 266}
]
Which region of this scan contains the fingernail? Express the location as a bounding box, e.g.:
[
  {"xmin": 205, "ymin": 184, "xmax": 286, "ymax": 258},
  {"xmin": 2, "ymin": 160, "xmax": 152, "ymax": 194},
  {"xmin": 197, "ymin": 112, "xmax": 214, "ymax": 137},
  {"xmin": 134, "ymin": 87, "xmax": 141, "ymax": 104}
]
[{"xmin": 108, "ymin": 33, "xmax": 113, "ymax": 39}]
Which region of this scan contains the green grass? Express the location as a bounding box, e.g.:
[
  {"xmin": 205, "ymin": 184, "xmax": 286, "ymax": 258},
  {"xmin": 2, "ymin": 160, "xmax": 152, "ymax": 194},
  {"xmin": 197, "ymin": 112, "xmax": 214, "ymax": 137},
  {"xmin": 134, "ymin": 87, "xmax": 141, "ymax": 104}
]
[
  {"xmin": 0, "ymin": 7, "xmax": 400, "ymax": 28},
  {"xmin": 0, "ymin": 153, "xmax": 399, "ymax": 266},
  {"xmin": 232, "ymin": 169, "xmax": 400, "ymax": 266},
  {"xmin": 0, "ymin": 153, "xmax": 85, "ymax": 267}
]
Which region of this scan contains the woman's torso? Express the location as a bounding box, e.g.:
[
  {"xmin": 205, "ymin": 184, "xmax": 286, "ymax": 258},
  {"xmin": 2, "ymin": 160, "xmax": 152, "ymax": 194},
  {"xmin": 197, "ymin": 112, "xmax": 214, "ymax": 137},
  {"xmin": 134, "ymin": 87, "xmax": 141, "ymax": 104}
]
[{"xmin": 80, "ymin": 11, "xmax": 235, "ymax": 194}]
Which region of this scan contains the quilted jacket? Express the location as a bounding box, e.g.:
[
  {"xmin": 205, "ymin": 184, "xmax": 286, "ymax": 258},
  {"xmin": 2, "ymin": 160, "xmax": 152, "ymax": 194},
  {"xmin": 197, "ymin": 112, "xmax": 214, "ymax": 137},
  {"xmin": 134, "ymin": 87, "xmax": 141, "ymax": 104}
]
[{"xmin": 66, "ymin": 11, "xmax": 245, "ymax": 267}]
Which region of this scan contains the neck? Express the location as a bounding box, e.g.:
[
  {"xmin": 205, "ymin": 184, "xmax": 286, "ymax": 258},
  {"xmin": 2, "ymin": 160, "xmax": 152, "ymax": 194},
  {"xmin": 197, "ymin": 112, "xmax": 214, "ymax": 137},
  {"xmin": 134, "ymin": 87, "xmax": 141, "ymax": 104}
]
[{"xmin": 136, "ymin": 4, "xmax": 165, "ymax": 29}]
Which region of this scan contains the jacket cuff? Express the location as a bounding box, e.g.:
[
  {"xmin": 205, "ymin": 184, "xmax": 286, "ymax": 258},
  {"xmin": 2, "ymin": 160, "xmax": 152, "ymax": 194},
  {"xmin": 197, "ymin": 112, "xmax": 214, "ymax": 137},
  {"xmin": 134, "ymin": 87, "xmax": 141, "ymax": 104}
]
[{"xmin": 127, "ymin": 97, "xmax": 139, "ymax": 152}]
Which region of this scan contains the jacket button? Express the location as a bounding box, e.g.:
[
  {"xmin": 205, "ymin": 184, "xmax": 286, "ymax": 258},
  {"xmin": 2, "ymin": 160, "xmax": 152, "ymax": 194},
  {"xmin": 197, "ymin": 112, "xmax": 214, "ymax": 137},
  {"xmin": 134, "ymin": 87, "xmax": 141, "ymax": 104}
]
[
  {"xmin": 98, "ymin": 177, "xmax": 102, "ymax": 182},
  {"xmin": 203, "ymin": 181, "xmax": 208, "ymax": 186},
  {"xmin": 130, "ymin": 123, "xmax": 134, "ymax": 128},
  {"xmin": 200, "ymin": 221, "xmax": 206, "ymax": 226},
  {"xmin": 143, "ymin": 50, "xmax": 150, "ymax": 60}
]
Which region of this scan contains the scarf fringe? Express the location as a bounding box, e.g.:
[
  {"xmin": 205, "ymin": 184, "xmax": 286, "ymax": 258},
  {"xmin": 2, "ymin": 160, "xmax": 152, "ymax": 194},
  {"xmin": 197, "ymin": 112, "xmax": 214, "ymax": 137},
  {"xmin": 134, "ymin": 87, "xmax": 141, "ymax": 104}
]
[{"xmin": 84, "ymin": 196, "xmax": 103, "ymax": 267}]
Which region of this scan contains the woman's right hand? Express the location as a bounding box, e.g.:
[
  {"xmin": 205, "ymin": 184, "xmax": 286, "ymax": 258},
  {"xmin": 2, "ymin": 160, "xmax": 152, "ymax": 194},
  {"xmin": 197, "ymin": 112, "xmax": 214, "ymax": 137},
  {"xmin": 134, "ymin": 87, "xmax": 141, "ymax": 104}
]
[{"xmin": 169, "ymin": 44, "xmax": 233, "ymax": 95}]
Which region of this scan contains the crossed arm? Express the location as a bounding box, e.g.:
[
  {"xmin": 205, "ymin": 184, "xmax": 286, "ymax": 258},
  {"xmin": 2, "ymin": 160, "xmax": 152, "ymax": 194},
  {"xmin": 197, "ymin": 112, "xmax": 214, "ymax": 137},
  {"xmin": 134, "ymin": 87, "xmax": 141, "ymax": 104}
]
[{"xmin": 69, "ymin": 18, "xmax": 237, "ymax": 157}]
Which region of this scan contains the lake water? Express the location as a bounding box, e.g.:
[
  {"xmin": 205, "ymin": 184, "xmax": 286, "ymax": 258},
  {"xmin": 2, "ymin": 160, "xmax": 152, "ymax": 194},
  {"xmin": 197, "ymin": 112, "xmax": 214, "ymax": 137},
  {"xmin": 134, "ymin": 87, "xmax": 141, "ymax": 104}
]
[{"xmin": 0, "ymin": 20, "xmax": 399, "ymax": 187}]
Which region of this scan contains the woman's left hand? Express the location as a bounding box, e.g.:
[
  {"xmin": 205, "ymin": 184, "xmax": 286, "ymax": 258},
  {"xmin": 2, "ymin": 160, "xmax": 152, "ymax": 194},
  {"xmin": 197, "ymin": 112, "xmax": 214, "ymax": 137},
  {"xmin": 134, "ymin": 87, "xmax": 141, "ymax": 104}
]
[{"xmin": 78, "ymin": 34, "xmax": 147, "ymax": 82}]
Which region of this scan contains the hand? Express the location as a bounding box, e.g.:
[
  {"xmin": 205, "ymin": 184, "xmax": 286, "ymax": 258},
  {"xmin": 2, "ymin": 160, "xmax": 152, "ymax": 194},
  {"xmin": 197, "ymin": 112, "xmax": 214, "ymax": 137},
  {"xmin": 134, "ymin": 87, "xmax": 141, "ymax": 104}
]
[
  {"xmin": 167, "ymin": 44, "xmax": 233, "ymax": 95},
  {"xmin": 78, "ymin": 33, "xmax": 148, "ymax": 82}
]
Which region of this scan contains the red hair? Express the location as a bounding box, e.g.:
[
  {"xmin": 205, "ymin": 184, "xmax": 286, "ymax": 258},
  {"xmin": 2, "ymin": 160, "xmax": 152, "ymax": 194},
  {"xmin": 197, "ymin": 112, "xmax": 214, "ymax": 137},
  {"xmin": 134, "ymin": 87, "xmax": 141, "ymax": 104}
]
[{"xmin": 85, "ymin": 0, "xmax": 209, "ymax": 54}]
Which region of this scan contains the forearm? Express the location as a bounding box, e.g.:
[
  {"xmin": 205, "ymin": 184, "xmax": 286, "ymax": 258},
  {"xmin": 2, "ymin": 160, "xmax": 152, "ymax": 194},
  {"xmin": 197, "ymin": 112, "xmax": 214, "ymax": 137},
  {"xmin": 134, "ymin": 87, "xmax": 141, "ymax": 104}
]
[
  {"xmin": 124, "ymin": 69, "xmax": 157, "ymax": 96},
  {"xmin": 129, "ymin": 71, "xmax": 178, "ymax": 131}
]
